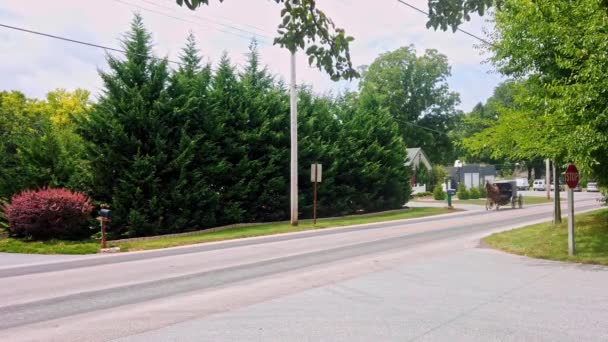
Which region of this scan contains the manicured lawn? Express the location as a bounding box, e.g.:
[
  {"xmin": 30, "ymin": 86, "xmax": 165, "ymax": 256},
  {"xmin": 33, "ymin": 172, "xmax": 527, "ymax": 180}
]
[
  {"xmin": 0, "ymin": 238, "xmax": 100, "ymax": 255},
  {"xmin": 484, "ymin": 209, "xmax": 608, "ymax": 265},
  {"xmin": 115, "ymin": 207, "xmax": 456, "ymax": 252},
  {"xmin": 0, "ymin": 207, "xmax": 456, "ymax": 255}
]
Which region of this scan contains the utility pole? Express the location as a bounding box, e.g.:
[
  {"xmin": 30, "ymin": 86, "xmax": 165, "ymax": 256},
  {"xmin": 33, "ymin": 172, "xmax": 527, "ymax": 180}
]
[
  {"xmin": 545, "ymin": 159, "xmax": 551, "ymax": 200},
  {"xmin": 553, "ymin": 161, "xmax": 562, "ymax": 224},
  {"xmin": 290, "ymin": 51, "xmax": 298, "ymax": 226}
]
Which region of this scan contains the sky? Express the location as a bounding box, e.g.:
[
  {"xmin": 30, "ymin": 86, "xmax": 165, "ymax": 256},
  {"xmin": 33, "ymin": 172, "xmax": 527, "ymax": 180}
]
[{"xmin": 0, "ymin": 0, "xmax": 504, "ymax": 112}]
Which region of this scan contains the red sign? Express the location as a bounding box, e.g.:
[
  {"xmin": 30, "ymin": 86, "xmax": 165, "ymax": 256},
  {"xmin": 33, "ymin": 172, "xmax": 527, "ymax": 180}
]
[{"xmin": 565, "ymin": 164, "xmax": 579, "ymax": 188}]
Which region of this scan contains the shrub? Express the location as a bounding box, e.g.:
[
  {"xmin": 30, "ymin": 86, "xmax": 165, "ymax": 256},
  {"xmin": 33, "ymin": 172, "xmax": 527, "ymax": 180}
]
[
  {"xmin": 469, "ymin": 187, "xmax": 480, "ymax": 199},
  {"xmin": 415, "ymin": 191, "xmax": 432, "ymax": 198},
  {"xmin": 2, "ymin": 188, "xmax": 93, "ymax": 240},
  {"xmin": 457, "ymin": 184, "xmax": 470, "ymax": 200},
  {"xmin": 478, "ymin": 185, "xmax": 487, "ymax": 198},
  {"xmin": 433, "ymin": 184, "xmax": 446, "ymax": 201},
  {"xmin": 0, "ymin": 197, "xmax": 7, "ymax": 231}
]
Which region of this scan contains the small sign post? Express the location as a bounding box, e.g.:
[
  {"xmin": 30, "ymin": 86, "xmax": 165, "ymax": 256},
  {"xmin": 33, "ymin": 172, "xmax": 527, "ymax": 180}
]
[
  {"xmin": 565, "ymin": 164, "xmax": 579, "ymax": 256},
  {"xmin": 98, "ymin": 208, "xmax": 112, "ymax": 250},
  {"xmin": 311, "ymin": 163, "xmax": 322, "ymax": 224}
]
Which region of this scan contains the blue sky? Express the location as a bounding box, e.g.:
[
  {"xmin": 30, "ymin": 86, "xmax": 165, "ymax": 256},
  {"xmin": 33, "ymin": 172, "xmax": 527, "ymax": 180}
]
[{"xmin": 0, "ymin": 0, "xmax": 503, "ymax": 112}]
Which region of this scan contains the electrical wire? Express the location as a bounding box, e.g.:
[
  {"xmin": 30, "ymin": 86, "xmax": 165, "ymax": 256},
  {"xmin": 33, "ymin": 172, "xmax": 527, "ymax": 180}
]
[
  {"xmin": 395, "ymin": 0, "xmax": 494, "ymax": 47},
  {"xmin": 393, "ymin": 117, "xmax": 452, "ymax": 136},
  {"xmin": 145, "ymin": 0, "xmax": 273, "ymax": 36},
  {"xmin": 113, "ymin": 0, "xmax": 272, "ymax": 44},
  {"xmin": 0, "ymin": 23, "xmax": 184, "ymax": 66}
]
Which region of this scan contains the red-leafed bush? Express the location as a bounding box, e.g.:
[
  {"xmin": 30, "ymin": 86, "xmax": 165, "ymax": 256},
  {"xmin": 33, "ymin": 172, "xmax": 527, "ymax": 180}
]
[{"xmin": 2, "ymin": 188, "xmax": 93, "ymax": 240}]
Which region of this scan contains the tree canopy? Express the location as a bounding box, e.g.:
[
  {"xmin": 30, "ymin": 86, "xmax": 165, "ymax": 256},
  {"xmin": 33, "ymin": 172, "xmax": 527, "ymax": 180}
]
[
  {"xmin": 459, "ymin": 0, "xmax": 608, "ymax": 186},
  {"xmin": 73, "ymin": 15, "xmax": 412, "ymax": 237},
  {"xmin": 359, "ymin": 46, "xmax": 461, "ymax": 165},
  {"xmin": 176, "ymin": 0, "xmax": 357, "ymax": 81}
]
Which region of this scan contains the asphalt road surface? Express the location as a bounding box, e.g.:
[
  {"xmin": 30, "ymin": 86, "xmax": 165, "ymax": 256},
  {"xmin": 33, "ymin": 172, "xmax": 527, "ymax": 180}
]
[{"xmin": 0, "ymin": 195, "xmax": 605, "ymax": 341}]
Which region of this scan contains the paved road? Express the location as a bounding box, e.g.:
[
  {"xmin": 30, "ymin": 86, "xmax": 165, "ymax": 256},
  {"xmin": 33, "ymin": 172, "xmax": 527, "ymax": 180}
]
[{"xmin": 0, "ymin": 196, "xmax": 604, "ymax": 341}]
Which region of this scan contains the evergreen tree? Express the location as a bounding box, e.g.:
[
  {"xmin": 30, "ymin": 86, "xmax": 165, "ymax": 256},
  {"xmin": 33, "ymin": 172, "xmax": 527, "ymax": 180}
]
[
  {"xmin": 208, "ymin": 53, "xmax": 250, "ymax": 224},
  {"xmin": 164, "ymin": 32, "xmax": 219, "ymax": 231},
  {"xmin": 297, "ymin": 88, "xmax": 343, "ymax": 216},
  {"xmin": 238, "ymin": 41, "xmax": 289, "ymax": 221},
  {"xmin": 334, "ymin": 103, "xmax": 411, "ymax": 212},
  {"xmin": 79, "ymin": 14, "xmax": 172, "ymax": 237}
]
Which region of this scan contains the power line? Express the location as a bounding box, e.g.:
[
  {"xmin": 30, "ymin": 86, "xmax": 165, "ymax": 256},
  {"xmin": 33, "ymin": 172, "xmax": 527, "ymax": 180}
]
[
  {"xmin": 113, "ymin": 0, "xmax": 272, "ymax": 44},
  {"xmin": 395, "ymin": 0, "xmax": 494, "ymax": 47},
  {"xmin": 0, "ymin": 23, "xmax": 184, "ymax": 66},
  {"xmin": 393, "ymin": 117, "xmax": 451, "ymax": 136},
  {"xmin": 150, "ymin": 0, "xmax": 273, "ymax": 36}
]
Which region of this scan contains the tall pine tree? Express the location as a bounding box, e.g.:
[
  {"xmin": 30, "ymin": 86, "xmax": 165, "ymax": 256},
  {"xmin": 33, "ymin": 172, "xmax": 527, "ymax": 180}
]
[
  {"xmin": 80, "ymin": 14, "xmax": 172, "ymax": 237},
  {"xmin": 164, "ymin": 33, "xmax": 219, "ymax": 231},
  {"xmin": 237, "ymin": 41, "xmax": 290, "ymax": 221}
]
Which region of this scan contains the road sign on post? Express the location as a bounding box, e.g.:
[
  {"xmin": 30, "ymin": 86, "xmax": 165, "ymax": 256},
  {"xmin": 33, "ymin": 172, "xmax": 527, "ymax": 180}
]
[
  {"xmin": 565, "ymin": 164, "xmax": 579, "ymax": 256},
  {"xmin": 311, "ymin": 163, "xmax": 322, "ymax": 224},
  {"xmin": 565, "ymin": 164, "xmax": 579, "ymax": 189}
]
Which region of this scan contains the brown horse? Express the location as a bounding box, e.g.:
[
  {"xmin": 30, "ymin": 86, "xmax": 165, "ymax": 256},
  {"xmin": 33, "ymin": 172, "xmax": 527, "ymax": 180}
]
[{"xmin": 485, "ymin": 181, "xmax": 501, "ymax": 210}]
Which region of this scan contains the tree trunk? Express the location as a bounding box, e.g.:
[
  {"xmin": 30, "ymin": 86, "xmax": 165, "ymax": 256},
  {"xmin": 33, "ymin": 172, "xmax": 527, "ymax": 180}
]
[{"xmin": 553, "ymin": 161, "xmax": 562, "ymax": 224}]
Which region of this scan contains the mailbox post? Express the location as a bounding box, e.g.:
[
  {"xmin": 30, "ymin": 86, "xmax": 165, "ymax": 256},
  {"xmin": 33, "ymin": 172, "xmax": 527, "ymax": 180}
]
[
  {"xmin": 98, "ymin": 208, "xmax": 111, "ymax": 249},
  {"xmin": 445, "ymin": 177, "xmax": 454, "ymax": 208}
]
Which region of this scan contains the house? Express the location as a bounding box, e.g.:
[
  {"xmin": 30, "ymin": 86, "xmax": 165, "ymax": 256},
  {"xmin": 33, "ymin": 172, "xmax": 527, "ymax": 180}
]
[
  {"xmin": 446, "ymin": 163, "xmax": 496, "ymax": 190},
  {"xmin": 405, "ymin": 147, "xmax": 432, "ymax": 193}
]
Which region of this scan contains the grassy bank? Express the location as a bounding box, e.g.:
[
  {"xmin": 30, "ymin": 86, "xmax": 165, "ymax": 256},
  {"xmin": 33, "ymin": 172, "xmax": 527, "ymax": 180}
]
[
  {"xmin": 0, "ymin": 239, "xmax": 100, "ymax": 255},
  {"xmin": 484, "ymin": 209, "xmax": 608, "ymax": 265},
  {"xmin": 0, "ymin": 207, "xmax": 455, "ymax": 255}
]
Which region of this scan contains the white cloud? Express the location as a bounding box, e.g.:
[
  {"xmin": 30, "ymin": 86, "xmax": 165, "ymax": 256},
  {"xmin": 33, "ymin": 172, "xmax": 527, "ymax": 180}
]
[{"xmin": 0, "ymin": 0, "xmax": 503, "ymax": 111}]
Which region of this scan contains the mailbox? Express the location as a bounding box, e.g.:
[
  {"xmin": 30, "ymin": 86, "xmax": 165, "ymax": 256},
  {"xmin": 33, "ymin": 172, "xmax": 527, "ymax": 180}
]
[
  {"xmin": 447, "ymin": 189, "xmax": 456, "ymax": 196},
  {"xmin": 99, "ymin": 208, "xmax": 112, "ymax": 219}
]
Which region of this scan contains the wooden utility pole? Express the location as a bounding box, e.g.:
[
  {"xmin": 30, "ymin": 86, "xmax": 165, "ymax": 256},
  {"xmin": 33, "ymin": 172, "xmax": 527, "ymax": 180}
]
[{"xmin": 290, "ymin": 51, "xmax": 298, "ymax": 226}]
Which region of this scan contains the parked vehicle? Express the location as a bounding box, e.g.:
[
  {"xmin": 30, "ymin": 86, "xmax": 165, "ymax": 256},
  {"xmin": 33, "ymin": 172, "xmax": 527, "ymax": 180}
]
[
  {"xmin": 550, "ymin": 183, "xmax": 565, "ymax": 191},
  {"xmin": 533, "ymin": 179, "xmax": 546, "ymax": 191},
  {"xmin": 571, "ymin": 184, "xmax": 582, "ymax": 192},
  {"xmin": 516, "ymin": 178, "xmax": 529, "ymax": 191},
  {"xmin": 587, "ymin": 182, "xmax": 599, "ymax": 192}
]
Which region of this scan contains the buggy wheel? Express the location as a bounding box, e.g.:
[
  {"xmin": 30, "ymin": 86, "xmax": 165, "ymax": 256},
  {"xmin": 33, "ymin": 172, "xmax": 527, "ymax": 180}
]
[{"xmin": 518, "ymin": 194, "xmax": 523, "ymax": 208}]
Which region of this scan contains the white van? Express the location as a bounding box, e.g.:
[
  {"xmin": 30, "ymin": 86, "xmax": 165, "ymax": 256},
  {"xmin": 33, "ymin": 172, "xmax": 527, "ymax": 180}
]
[
  {"xmin": 587, "ymin": 182, "xmax": 599, "ymax": 192},
  {"xmin": 516, "ymin": 178, "xmax": 529, "ymax": 190},
  {"xmin": 533, "ymin": 179, "xmax": 546, "ymax": 191}
]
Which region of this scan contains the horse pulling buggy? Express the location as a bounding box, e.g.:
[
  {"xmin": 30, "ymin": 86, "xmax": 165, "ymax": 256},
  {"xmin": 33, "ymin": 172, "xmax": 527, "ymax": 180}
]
[{"xmin": 485, "ymin": 180, "xmax": 523, "ymax": 211}]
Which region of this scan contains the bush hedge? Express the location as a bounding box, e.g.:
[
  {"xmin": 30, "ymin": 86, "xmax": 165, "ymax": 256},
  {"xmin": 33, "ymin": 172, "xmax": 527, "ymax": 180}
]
[
  {"xmin": 2, "ymin": 188, "xmax": 93, "ymax": 240},
  {"xmin": 415, "ymin": 191, "xmax": 432, "ymax": 198},
  {"xmin": 478, "ymin": 185, "xmax": 487, "ymax": 198},
  {"xmin": 433, "ymin": 184, "xmax": 446, "ymax": 201},
  {"xmin": 469, "ymin": 187, "xmax": 480, "ymax": 199},
  {"xmin": 457, "ymin": 184, "xmax": 470, "ymax": 200}
]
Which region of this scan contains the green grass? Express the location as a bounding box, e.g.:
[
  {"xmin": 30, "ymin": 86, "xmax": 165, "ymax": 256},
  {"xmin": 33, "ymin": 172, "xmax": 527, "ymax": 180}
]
[
  {"xmin": 484, "ymin": 209, "xmax": 608, "ymax": 265},
  {"xmin": 0, "ymin": 238, "xmax": 100, "ymax": 255},
  {"xmin": 114, "ymin": 207, "xmax": 455, "ymax": 252},
  {"xmin": 0, "ymin": 207, "xmax": 455, "ymax": 255}
]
